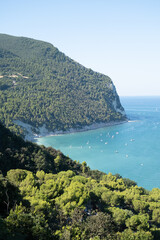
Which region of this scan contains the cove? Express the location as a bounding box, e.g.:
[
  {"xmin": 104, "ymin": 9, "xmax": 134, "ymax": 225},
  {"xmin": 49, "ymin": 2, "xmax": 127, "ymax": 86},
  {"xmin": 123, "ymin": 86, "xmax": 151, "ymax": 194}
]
[{"xmin": 36, "ymin": 97, "xmax": 160, "ymax": 190}]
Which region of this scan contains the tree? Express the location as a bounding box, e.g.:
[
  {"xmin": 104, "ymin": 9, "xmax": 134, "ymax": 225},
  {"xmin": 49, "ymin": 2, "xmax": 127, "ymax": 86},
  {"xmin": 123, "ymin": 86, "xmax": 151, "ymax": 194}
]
[
  {"xmin": 125, "ymin": 214, "xmax": 150, "ymax": 231},
  {"xmin": 117, "ymin": 229, "xmax": 153, "ymax": 240},
  {"xmin": 152, "ymin": 208, "xmax": 160, "ymax": 224},
  {"xmin": 83, "ymin": 212, "xmax": 115, "ymax": 239}
]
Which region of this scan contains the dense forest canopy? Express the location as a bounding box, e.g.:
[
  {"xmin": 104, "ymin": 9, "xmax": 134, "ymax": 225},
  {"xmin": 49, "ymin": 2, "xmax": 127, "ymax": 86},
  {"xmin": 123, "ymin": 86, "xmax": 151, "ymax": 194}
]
[
  {"xmin": 1, "ymin": 123, "xmax": 160, "ymax": 240},
  {"xmin": 0, "ymin": 34, "xmax": 126, "ymax": 136}
]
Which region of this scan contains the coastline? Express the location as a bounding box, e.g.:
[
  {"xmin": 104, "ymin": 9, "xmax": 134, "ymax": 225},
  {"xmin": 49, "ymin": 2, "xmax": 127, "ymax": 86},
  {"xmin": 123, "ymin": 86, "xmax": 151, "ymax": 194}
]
[{"xmin": 13, "ymin": 119, "xmax": 128, "ymax": 142}]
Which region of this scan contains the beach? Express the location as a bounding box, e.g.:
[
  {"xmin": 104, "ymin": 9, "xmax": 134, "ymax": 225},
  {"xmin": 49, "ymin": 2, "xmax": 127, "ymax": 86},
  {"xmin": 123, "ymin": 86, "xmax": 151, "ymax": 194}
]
[{"xmin": 13, "ymin": 119, "xmax": 128, "ymax": 142}]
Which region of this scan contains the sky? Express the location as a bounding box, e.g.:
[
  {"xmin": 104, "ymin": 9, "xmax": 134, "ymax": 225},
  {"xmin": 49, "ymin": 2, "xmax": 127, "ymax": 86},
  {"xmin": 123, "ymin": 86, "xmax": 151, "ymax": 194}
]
[{"xmin": 1, "ymin": 0, "xmax": 160, "ymax": 96}]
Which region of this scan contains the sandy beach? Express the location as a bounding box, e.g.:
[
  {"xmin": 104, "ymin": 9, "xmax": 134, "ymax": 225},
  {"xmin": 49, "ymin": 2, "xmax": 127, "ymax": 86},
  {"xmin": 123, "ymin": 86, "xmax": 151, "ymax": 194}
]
[{"xmin": 13, "ymin": 119, "xmax": 128, "ymax": 142}]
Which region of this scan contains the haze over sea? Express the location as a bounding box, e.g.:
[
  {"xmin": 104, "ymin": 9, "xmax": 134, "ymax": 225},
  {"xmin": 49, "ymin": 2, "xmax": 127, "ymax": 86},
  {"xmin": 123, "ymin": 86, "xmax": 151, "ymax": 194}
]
[{"xmin": 36, "ymin": 97, "xmax": 160, "ymax": 190}]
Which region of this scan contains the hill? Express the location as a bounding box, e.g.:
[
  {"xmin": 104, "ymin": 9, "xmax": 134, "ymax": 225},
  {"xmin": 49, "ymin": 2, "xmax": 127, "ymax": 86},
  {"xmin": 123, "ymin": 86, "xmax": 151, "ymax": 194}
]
[
  {"xmin": 1, "ymin": 123, "xmax": 160, "ymax": 239},
  {"xmin": 0, "ymin": 34, "xmax": 126, "ymax": 136},
  {"xmin": 0, "ymin": 122, "xmax": 87, "ymax": 176}
]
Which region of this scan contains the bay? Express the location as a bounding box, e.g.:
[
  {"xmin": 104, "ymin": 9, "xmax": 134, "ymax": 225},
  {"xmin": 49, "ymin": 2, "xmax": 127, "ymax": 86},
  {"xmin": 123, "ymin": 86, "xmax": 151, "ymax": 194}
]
[{"xmin": 36, "ymin": 96, "xmax": 160, "ymax": 190}]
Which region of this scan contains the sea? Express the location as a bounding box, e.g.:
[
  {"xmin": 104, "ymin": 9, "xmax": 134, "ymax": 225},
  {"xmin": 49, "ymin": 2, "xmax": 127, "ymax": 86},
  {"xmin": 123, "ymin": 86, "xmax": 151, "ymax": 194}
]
[{"xmin": 36, "ymin": 96, "xmax": 160, "ymax": 190}]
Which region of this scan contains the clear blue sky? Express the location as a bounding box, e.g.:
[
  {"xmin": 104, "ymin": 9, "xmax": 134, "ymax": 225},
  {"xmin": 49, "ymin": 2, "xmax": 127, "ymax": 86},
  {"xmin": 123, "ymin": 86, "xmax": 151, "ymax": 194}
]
[{"xmin": 1, "ymin": 0, "xmax": 160, "ymax": 96}]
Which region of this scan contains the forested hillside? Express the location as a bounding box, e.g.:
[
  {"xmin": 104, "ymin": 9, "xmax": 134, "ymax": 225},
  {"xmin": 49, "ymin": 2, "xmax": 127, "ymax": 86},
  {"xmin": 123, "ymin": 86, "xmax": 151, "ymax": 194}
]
[
  {"xmin": 0, "ymin": 123, "xmax": 86, "ymax": 176},
  {"xmin": 0, "ymin": 34, "xmax": 126, "ymax": 136},
  {"xmin": 1, "ymin": 123, "xmax": 160, "ymax": 240}
]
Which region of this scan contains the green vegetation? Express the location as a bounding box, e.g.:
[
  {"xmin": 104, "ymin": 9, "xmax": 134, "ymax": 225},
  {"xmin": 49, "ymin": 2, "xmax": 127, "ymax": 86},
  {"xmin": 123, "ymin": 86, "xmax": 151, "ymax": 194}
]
[
  {"xmin": 0, "ymin": 34, "xmax": 126, "ymax": 135},
  {"xmin": 2, "ymin": 34, "xmax": 156, "ymax": 239},
  {"xmin": 0, "ymin": 123, "xmax": 86, "ymax": 176},
  {"xmin": 1, "ymin": 123, "xmax": 160, "ymax": 239}
]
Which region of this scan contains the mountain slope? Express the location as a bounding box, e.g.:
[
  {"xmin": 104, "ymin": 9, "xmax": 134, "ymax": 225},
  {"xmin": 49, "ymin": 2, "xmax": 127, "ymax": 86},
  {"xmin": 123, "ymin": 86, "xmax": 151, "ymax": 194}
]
[
  {"xmin": 0, "ymin": 122, "xmax": 86, "ymax": 175},
  {"xmin": 0, "ymin": 34, "xmax": 126, "ymax": 135},
  {"xmin": 0, "ymin": 123, "xmax": 159, "ymax": 240}
]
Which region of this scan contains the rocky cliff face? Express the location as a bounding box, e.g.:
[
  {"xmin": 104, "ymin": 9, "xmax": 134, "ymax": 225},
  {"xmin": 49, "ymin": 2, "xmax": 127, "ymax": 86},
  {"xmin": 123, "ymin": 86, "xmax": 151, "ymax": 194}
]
[
  {"xmin": 110, "ymin": 83, "xmax": 126, "ymax": 116},
  {"xmin": 0, "ymin": 34, "xmax": 127, "ymax": 135}
]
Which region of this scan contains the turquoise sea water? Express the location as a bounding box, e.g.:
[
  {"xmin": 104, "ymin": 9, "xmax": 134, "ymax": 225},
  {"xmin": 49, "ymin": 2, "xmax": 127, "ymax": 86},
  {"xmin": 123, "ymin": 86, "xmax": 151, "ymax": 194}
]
[{"xmin": 36, "ymin": 97, "xmax": 160, "ymax": 190}]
